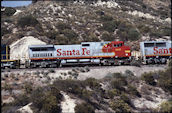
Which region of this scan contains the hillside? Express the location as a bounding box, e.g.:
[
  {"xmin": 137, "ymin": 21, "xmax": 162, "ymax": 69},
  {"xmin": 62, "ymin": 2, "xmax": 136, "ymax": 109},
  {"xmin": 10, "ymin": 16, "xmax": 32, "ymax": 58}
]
[
  {"xmin": 1, "ymin": 0, "xmax": 171, "ymax": 51},
  {"xmin": 1, "ymin": 0, "xmax": 172, "ymax": 113}
]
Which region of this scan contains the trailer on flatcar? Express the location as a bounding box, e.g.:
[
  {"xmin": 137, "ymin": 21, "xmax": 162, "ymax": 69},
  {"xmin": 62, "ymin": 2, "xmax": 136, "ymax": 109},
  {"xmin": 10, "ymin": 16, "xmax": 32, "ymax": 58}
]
[{"xmin": 140, "ymin": 41, "xmax": 172, "ymax": 64}]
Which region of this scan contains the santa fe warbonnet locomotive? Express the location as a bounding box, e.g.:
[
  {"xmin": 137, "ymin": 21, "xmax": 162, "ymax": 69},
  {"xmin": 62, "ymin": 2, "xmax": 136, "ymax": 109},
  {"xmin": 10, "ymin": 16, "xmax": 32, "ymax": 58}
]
[
  {"xmin": 1, "ymin": 41, "xmax": 172, "ymax": 68},
  {"xmin": 28, "ymin": 41, "xmax": 131, "ymax": 68}
]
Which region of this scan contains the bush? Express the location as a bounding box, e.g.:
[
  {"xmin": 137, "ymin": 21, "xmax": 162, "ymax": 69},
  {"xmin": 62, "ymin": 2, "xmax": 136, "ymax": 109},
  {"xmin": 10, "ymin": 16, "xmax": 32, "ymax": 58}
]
[
  {"xmin": 62, "ymin": 29, "xmax": 78, "ymax": 40},
  {"xmin": 158, "ymin": 100, "xmax": 172, "ymax": 113},
  {"xmin": 110, "ymin": 79, "xmax": 126, "ymax": 91},
  {"xmin": 45, "ymin": 30, "xmax": 59, "ymax": 40},
  {"xmin": 23, "ymin": 82, "xmax": 33, "ymax": 94},
  {"xmin": 127, "ymin": 85, "xmax": 141, "ymax": 97},
  {"xmin": 127, "ymin": 28, "xmax": 140, "ymax": 41},
  {"xmin": 53, "ymin": 79, "xmax": 84, "ymax": 95},
  {"xmin": 101, "ymin": 20, "xmax": 118, "ymax": 32},
  {"xmin": 75, "ymin": 103, "xmax": 95, "ymax": 113},
  {"xmin": 82, "ymin": 33, "xmax": 99, "ymax": 42},
  {"xmin": 1, "ymin": 27, "xmax": 11, "ymax": 36},
  {"xmin": 49, "ymin": 69, "xmax": 55, "ymax": 73},
  {"xmin": 108, "ymin": 89, "xmax": 121, "ymax": 98},
  {"xmin": 56, "ymin": 22, "xmax": 71, "ymax": 30},
  {"xmin": 141, "ymin": 72, "xmax": 156, "ymax": 86},
  {"xmin": 157, "ymin": 67, "xmax": 172, "ymax": 94},
  {"xmin": 124, "ymin": 70, "xmax": 134, "ymax": 77},
  {"xmin": 168, "ymin": 59, "xmax": 172, "ymax": 67},
  {"xmin": 117, "ymin": 21, "xmax": 141, "ymax": 41},
  {"xmin": 2, "ymin": 7, "xmax": 16, "ymax": 16},
  {"xmin": 12, "ymin": 93, "xmax": 30, "ymax": 106},
  {"xmin": 84, "ymin": 78, "xmax": 101, "ymax": 89},
  {"xmin": 31, "ymin": 86, "xmax": 62, "ymax": 113},
  {"xmin": 101, "ymin": 31, "xmax": 114, "ymax": 41},
  {"xmin": 120, "ymin": 93, "xmax": 131, "ymax": 105},
  {"xmin": 100, "ymin": 15, "xmax": 113, "ymax": 22},
  {"xmin": 17, "ymin": 15, "xmax": 39, "ymax": 27},
  {"xmin": 110, "ymin": 99, "xmax": 131, "ymax": 112}
]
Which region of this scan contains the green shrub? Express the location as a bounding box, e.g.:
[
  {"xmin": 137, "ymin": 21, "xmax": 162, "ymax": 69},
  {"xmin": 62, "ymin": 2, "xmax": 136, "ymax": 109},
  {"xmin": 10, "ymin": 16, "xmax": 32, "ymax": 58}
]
[
  {"xmin": 2, "ymin": 7, "xmax": 16, "ymax": 16},
  {"xmin": 120, "ymin": 93, "xmax": 131, "ymax": 105},
  {"xmin": 49, "ymin": 69, "xmax": 55, "ymax": 73},
  {"xmin": 84, "ymin": 78, "xmax": 100, "ymax": 89},
  {"xmin": 127, "ymin": 85, "xmax": 141, "ymax": 97},
  {"xmin": 75, "ymin": 103, "xmax": 95, "ymax": 113},
  {"xmin": 42, "ymin": 93, "xmax": 61, "ymax": 113},
  {"xmin": 53, "ymin": 79, "xmax": 84, "ymax": 95},
  {"xmin": 56, "ymin": 22, "xmax": 71, "ymax": 30},
  {"xmin": 101, "ymin": 32, "xmax": 114, "ymax": 41},
  {"xmin": 141, "ymin": 72, "xmax": 156, "ymax": 86},
  {"xmin": 101, "ymin": 20, "xmax": 118, "ymax": 32},
  {"xmin": 45, "ymin": 30, "xmax": 59, "ymax": 40},
  {"xmin": 12, "ymin": 93, "xmax": 30, "ymax": 106},
  {"xmin": 1, "ymin": 27, "xmax": 11, "ymax": 36},
  {"xmin": 157, "ymin": 67, "xmax": 172, "ymax": 94},
  {"xmin": 110, "ymin": 99, "xmax": 131, "ymax": 112},
  {"xmin": 127, "ymin": 28, "xmax": 140, "ymax": 41},
  {"xmin": 31, "ymin": 86, "xmax": 62, "ymax": 112},
  {"xmin": 62, "ymin": 29, "xmax": 78, "ymax": 39},
  {"xmin": 124, "ymin": 70, "xmax": 134, "ymax": 77},
  {"xmin": 82, "ymin": 33, "xmax": 99, "ymax": 42},
  {"xmin": 161, "ymin": 27, "xmax": 171, "ymax": 36},
  {"xmin": 55, "ymin": 35, "xmax": 69, "ymax": 44},
  {"xmin": 100, "ymin": 15, "xmax": 113, "ymax": 22},
  {"xmin": 168, "ymin": 60, "xmax": 172, "ymax": 67},
  {"xmin": 158, "ymin": 100, "xmax": 172, "ymax": 113},
  {"xmin": 137, "ymin": 24, "xmax": 150, "ymax": 34},
  {"xmin": 110, "ymin": 79, "xmax": 126, "ymax": 91},
  {"xmin": 108, "ymin": 89, "xmax": 121, "ymax": 98},
  {"xmin": 23, "ymin": 82, "xmax": 33, "ymax": 94},
  {"xmin": 17, "ymin": 15, "xmax": 39, "ymax": 27}
]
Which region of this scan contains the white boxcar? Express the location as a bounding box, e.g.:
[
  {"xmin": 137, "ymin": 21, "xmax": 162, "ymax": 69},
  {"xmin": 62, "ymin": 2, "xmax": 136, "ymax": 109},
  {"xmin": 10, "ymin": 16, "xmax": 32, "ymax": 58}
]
[{"xmin": 140, "ymin": 41, "xmax": 172, "ymax": 64}]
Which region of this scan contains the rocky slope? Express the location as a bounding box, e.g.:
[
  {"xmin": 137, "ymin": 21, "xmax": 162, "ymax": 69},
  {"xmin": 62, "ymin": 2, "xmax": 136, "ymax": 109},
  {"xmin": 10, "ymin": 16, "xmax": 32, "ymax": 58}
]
[{"xmin": 1, "ymin": 0, "xmax": 171, "ymax": 51}]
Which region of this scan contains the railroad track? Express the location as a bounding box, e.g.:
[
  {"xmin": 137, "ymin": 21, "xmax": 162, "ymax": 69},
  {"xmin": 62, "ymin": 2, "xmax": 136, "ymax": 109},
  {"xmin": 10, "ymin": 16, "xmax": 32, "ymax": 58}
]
[{"xmin": 1, "ymin": 64, "xmax": 167, "ymax": 73}]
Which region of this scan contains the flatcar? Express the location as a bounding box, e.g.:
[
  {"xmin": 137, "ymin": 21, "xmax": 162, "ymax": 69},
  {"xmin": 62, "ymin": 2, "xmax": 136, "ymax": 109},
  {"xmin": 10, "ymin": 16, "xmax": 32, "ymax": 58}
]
[
  {"xmin": 1, "ymin": 44, "xmax": 20, "ymax": 69},
  {"xmin": 140, "ymin": 41, "xmax": 172, "ymax": 64},
  {"xmin": 28, "ymin": 41, "xmax": 131, "ymax": 68}
]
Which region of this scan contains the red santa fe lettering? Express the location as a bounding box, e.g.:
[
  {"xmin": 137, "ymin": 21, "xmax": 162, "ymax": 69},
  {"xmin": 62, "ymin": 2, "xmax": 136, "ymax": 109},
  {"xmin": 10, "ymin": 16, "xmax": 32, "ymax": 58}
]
[
  {"xmin": 86, "ymin": 50, "xmax": 90, "ymax": 55},
  {"xmin": 153, "ymin": 47, "xmax": 158, "ymax": 54},
  {"xmin": 57, "ymin": 49, "xmax": 62, "ymax": 56},
  {"xmin": 82, "ymin": 48, "xmax": 86, "ymax": 55},
  {"xmin": 163, "ymin": 49, "xmax": 168, "ymax": 54},
  {"xmin": 169, "ymin": 48, "xmax": 172, "ymax": 54}
]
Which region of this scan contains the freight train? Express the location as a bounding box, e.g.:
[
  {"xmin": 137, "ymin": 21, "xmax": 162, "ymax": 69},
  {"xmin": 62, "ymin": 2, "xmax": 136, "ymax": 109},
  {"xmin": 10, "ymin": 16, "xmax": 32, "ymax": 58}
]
[{"xmin": 1, "ymin": 41, "xmax": 172, "ymax": 69}]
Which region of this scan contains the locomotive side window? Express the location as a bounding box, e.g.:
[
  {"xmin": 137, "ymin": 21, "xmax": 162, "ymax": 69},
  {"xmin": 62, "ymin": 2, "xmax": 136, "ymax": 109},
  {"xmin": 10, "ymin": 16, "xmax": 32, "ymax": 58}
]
[
  {"xmin": 144, "ymin": 43, "xmax": 154, "ymax": 47},
  {"xmin": 119, "ymin": 43, "xmax": 122, "ymax": 47},
  {"xmin": 82, "ymin": 44, "xmax": 90, "ymax": 46},
  {"xmin": 156, "ymin": 43, "xmax": 166, "ymax": 47}
]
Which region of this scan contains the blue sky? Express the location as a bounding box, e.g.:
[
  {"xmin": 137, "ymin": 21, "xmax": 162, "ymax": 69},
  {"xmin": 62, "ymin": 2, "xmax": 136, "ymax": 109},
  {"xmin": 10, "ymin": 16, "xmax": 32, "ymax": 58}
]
[{"xmin": 1, "ymin": 1, "xmax": 32, "ymax": 7}]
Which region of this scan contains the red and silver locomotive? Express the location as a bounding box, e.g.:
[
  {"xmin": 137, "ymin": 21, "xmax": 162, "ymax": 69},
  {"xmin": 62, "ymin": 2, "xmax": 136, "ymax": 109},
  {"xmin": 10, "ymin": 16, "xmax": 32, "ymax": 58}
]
[
  {"xmin": 140, "ymin": 41, "xmax": 172, "ymax": 64},
  {"xmin": 28, "ymin": 41, "xmax": 131, "ymax": 68}
]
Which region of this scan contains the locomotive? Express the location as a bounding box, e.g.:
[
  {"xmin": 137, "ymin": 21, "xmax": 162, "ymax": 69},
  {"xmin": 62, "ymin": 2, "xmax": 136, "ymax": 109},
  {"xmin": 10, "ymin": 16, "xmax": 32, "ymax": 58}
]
[
  {"xmin": 1, "ymin": 40, "xmax": 171, "ymax": 69},
  {"xmin": 28, "ymin": 41, "xmax": 131, "ymax": 68},
  {"xmin": 140, "ymin": 41, "xmax": 172, "ymax": 64}
]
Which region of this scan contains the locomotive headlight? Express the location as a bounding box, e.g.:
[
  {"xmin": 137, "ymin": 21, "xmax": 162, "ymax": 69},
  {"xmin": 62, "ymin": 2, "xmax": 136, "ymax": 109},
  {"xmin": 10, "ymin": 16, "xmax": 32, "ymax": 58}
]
[{"xmin": 126, "ymin": 53, "xmax": 128, "ymax": 56}]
